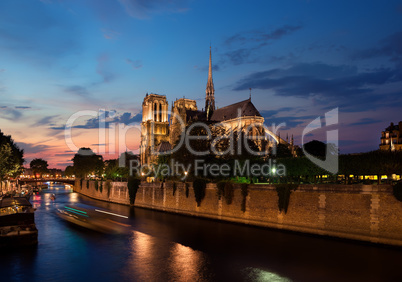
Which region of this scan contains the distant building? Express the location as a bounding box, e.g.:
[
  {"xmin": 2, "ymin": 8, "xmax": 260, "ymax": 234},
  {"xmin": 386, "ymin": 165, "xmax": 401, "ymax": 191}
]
[
  {"xmin": 380, "ymin": 121, "xmax": 402, "ymax": 151},
  {"xmin": 140, "ymin": 47, "xmax": 294, "ymax": 165},
  {"xmin": 48, "ymin": 168, "xmax": 64, "ymax": 178},
  {"xmin": 21, "ymin": 168, "xmax": 34, "ymax": 178}
]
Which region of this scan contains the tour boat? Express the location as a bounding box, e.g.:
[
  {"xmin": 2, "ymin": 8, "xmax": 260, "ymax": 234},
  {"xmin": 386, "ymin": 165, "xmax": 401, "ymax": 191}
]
[
  {"xmin": 0, "ymin": 197, "xmax": 38, "ymax": 248},
  {"xmin": 56, "ymin": 206, "xmax": 129, "ymax": 234}
]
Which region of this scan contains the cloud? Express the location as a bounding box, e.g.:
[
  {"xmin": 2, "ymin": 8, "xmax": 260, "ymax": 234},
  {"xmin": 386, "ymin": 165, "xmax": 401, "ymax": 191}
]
[
  {"xmin": 234, "ymin": 63, "xmax": 401, "ymax": 97},
  {"xmin": 54, "ymin": 153, "xmax": 74, "ymax": 157},
  {"xmin": 15, "ymin": 106, "xmax": 31, "ymax": 109},
  {"xmin": 17, "ymin": 142, "xmax": 53, "ymax": 155},
  {"xmin": 126, "ymin": 58, "xmax": 142, "ymax": 69},
  {"xmin": 96, "ymin": 53, "xmax": 115, "ymax": 83},
  {"xmin": 263, "ymin": 114, "xmax": 317, "ymax": 129},
  {"xmin": 352, "ymin": 30, "xmax": 402, "ymax": 65},
  {"xmin": 101, "ymin": 28, "xmax": 120, "ymax": 40},
  {"xmin": 33, "ymin": 115, "xmax": 59, "ymax": 127},
  {"xmin": 50, "ymin": 110, "xmax": 142, "ymax": 130},
  {"xmin": 222, "ymin": 25, "xmax": 302, "ymax": 65},
  {"xmin": 0, "ymin": 69, "xmax": 5, "ymax": 72},
  {"xmin": 0, "ymin": 107, "xmax": 23, "ymax": 120},
  {"xmin": 225, "ymin": 48, "xmax": 255, "ymax": 65},
  {"xmin": 118, "ymin": 0, "xmax": 190, "ymax": 19},
  {"xmin": 349, "ymin": 118, "xmax": 382, "ymax": 126},
  {"xmin": 63, "ymin": 85, "xmax": 89, "ymax": 97},
  {"xmin": 57, "ymin": 162, "xmax": 73, "ymax": 167},
  {"xmin": 224, "ymin": 25, "xmax": 303, "ymax": 47},
  {"xmin": 234, "ymin": 62, "xmax": 402, "ymax": 113}
]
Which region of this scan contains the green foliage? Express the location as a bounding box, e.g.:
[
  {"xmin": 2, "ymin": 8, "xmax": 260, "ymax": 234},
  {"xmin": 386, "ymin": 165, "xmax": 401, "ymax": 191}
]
[
  {"xmin": 275, "ymin": 184, "xmax": 298, "ymax": 213},
  {"xmin": 169, "ymin": 123, "xmax": 215, "ymax": 179},
  {"xmin": 127, "ymin": 177, "xmax": 141, "ymax": 205},
  {"xmin": 0, "ymin": 130, "xmax": 24, "ymax": 179},
  {"xmin": 0, "ymin": 144, "xmax": 13, "ymax": 180},
  {"xmin": 240, "ymin": 183, "xmax": 248, "ymax": 212},
  {"xmin": 223, "ymin": 182, "xmax": 234, "ymax": 205},
  {"xmin": 393, "ymin": 182, "xmax": 402, "ymax": 202},
  {"xmin": 302, "ymin": 140, "xmax": 338, "ymax": 160},
  {"xmin": 169, "ymin": 125, "xmax": 264, "ymax": 181},
  {"xmin": 105, "ymin": 180, "xmax": 112, "ymax": 197},
  {"xmin": 156, "ymin": 154, "xmax": 170, "ymax": 181},
  {"xmin": 217, "ymin": 181, "xmax": 240, "ymax": 205},
  {"xmin": 185, "ymin": 182, "xmax": 189, "ymax": 198},
  {"xmin": 30, "ymin": 158, "xmax": 49, "ymax": 178},
  {"xmin": 172, "ymin": 182, "xmax": 177, "ymax": 196},
  {"xmin": 275, "ymin": 150, "xmax": 402, "ymax": 183},
  {"xmin": 193, "ymin": 178, "xmax": 207, "ymax": 207},
  {"xmin": 270, "ymin": 143, "xmax": 293, "ymax": 159},
  {"xmin": 64, "ymin": 165, "xmax": 74, "ymax": 177},
  {"xmin": 104, "ymin": 158, "xmax": 129, "ymax": 180},
  {"xmin": 72, "ymin": 147, "xmax": 104, "ymax": 178},
  {"xmin": 339, "ymin": 151, "xmax": 402, "ymax": 176},
  {"xmin": 216, "ymin": 181, "xmax": 226, "ymax": 200}
]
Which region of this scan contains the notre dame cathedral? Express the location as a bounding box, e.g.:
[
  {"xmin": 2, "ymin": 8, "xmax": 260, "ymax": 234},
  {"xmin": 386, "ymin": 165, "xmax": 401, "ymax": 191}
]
[{"xmin": 140, "ymin": 48, "xmax": 293, "ymax": 165}]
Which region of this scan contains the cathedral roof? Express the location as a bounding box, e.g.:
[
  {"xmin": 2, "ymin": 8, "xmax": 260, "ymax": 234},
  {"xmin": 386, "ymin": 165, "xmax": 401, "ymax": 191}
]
[
  {"xmin": 385, "ymin": 122, "xmax": 401, "ymax": 132},
  {"xmin": 210, "ymin": 98, "xmax": 262, "ymax": 122},
  {"xmin": 186, "ymin": 109, "xmax": 207, "ymax": 122}
]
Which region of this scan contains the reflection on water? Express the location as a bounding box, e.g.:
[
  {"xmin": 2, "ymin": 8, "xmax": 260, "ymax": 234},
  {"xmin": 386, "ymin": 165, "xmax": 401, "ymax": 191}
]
[
  {"xmin": 68, "ymin": 192, "xmax": 79, "ymax": 203},
  {"xmin": 128, "ymin": 231, "xmax": 156, "ymax": 280},
  {"xmin": 1, "ymin": 183, "xmax": 402, "ymax": 282},
  {"xmin": 244, "ymin": 267, "xmax": 292, "ymax": 282},
  {"xmin": 126, "ymin": 230, "xmax": 210, "ymax": 281},
  {"xmin": 169, "ymin": 243, "xmax": 208, "ymax": 282}
]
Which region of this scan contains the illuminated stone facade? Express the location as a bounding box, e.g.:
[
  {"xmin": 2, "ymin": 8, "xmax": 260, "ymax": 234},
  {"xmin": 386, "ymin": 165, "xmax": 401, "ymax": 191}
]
[
  {"xmin": 140, "ymin": 94, "xmax": 169, "ymax": 165},
  {"xmin": 380, "ymin": 121, "xmax": 402, "ymax": 151}
]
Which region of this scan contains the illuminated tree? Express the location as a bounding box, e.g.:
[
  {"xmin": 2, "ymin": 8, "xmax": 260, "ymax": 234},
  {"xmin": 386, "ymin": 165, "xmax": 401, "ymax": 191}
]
[{"xmin": 0, "ymin": 130, "xmax": 24, "ymax": 179}]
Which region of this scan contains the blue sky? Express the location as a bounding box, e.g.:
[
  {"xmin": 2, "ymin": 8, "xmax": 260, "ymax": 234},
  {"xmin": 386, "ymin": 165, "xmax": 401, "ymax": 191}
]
[{"xmin": 1, "ymin": 0, "xmax": 402, "ymax": 168}]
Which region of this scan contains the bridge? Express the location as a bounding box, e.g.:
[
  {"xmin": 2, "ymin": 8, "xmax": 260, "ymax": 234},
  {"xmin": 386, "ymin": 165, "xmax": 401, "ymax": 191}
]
[{"xmin": 19, "ymin": 178, "xmax": 76, "ymax": 185}]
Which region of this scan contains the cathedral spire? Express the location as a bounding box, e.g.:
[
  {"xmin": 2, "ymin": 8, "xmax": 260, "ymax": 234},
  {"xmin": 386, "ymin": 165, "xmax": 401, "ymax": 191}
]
[{"xmin": 206, "ymin": 46, "xmax": 215, "ymax": 118}]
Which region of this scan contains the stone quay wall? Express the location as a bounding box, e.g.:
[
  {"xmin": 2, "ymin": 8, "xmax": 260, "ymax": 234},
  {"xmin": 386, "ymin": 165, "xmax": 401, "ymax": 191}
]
[
  {"xmin": 74, "ymin": 180, "xmax": 402, "ymax": 247},
  {"xmin": 74, "ymin": 180, "xmax": 130, "ymax": 205}
]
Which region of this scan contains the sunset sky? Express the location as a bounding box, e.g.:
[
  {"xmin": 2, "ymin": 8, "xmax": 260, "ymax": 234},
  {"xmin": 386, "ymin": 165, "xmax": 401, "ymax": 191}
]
[{"xmin": 1, "ymin": 0, "xmax": 402, "ymax": 169}]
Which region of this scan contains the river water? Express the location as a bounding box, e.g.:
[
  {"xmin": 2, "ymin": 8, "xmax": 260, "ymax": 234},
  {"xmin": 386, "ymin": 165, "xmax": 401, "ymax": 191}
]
[{"xmin": 1, "ymin": 183, "xmax": 402, "ymax": 282}]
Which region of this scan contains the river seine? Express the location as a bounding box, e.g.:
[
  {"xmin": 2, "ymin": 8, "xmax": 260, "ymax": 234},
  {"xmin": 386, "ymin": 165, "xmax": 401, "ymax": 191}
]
[{"xmin": 1, "ymin": 183, "xmax": 402, "ymax": 281}]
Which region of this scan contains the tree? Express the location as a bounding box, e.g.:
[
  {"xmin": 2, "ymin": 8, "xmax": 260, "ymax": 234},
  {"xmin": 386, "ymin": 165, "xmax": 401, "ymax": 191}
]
[
  {"xmin": 30, "ymin": 158, "xmax": 49, "ymax": 178},
  {"xmin": 72, "ymin": 147, "xmax": 104, "ymax": 178},
  {"xmin": 64, "ymin": 165, "xmax": 75, "ymax": 177},
  {"xmin": 270, "ymin": 143, "xmax": 293, "ymax": 159},
  {"xmin": 302, "ymin": 140, "xmax": 338, "ymax": 160},
  {"xmin": 104, "ymin": 159, "xmax": 129, "ymax": 180},
  {"xmin": 0, "ymin": 130, "xmax": 24, "ymax": 179}
]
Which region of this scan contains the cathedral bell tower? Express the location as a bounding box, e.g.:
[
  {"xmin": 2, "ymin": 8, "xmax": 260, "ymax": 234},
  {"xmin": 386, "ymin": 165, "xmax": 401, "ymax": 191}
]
[{"xmin": 205, "ymin": 46, "xmax": 215, "ymax": 119}]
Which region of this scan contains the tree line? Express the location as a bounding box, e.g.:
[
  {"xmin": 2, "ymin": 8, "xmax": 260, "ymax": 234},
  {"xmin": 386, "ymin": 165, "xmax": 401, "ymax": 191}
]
[{"xmin": 0, "ymin": 130, "xmax": 24, "ymax": 180}]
